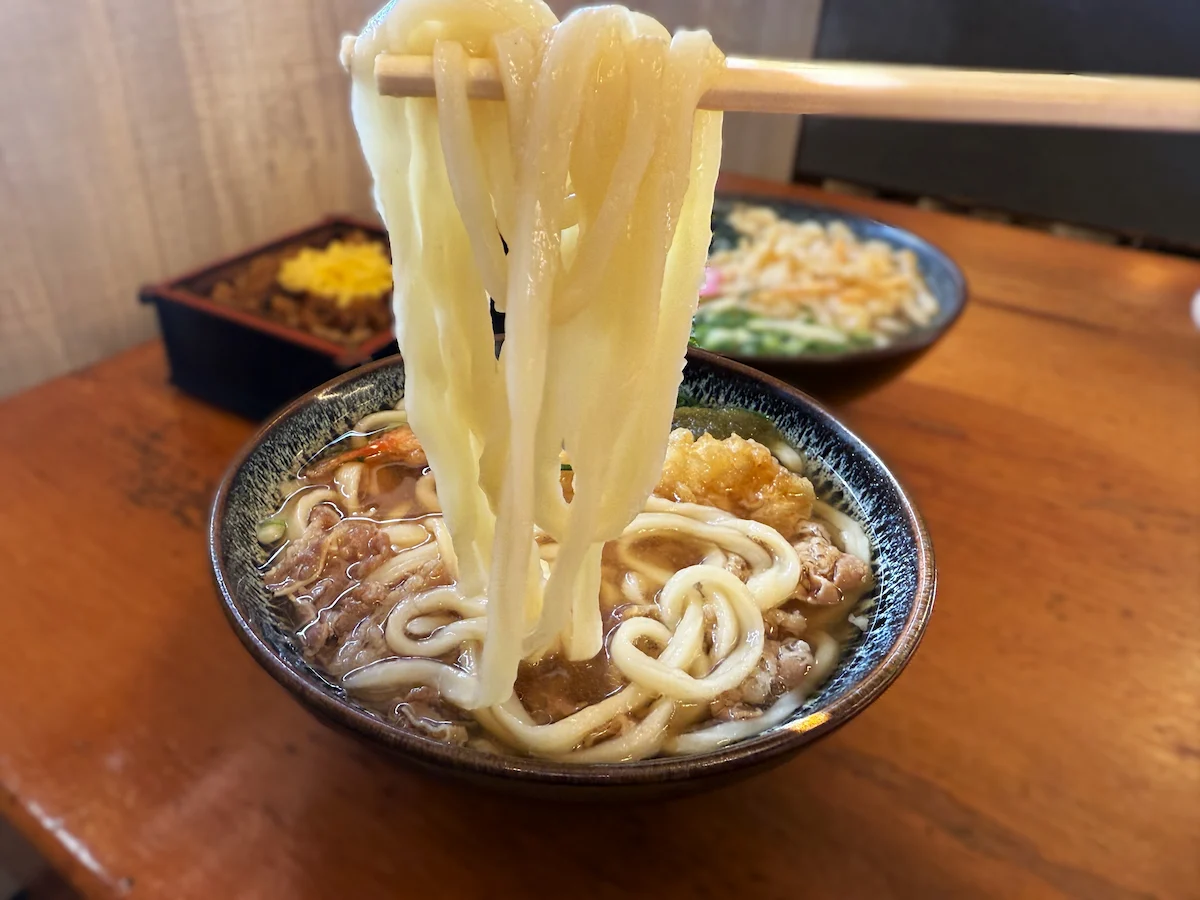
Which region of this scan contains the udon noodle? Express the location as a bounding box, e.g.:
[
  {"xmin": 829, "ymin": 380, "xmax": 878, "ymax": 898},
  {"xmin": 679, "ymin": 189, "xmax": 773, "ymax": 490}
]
[
  {"xmin": 262, "ymin": 410, "xmax": 874, "ymax": 760},
  {"xmin": 259, "ymin": 0, "xmax": 874, "ymax": 761}
]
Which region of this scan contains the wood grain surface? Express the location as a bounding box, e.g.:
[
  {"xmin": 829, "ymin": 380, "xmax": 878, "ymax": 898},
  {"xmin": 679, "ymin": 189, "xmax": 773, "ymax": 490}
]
[
  {"xmin": 0, "ymin": 177, "xmax": 1197, "ymax": 900},
  {"xmin": 0, "ymin": 0, "xmax": 817, "ymax": 400}
]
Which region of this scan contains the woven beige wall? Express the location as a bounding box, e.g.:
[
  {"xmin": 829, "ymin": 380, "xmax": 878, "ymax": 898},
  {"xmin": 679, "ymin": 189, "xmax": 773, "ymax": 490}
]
[
  {"xmin": 0, "ymin": 0, "xmax": 820, "ymax": 398},
  {"xmin": 0, "ymin": 0, "xmax": 381, "ymax": 398}
]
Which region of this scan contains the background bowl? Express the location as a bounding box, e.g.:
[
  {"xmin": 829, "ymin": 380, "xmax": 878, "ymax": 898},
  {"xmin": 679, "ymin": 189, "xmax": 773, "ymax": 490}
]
[
  {"xmin": 140, "ymin": 215, "xmax": 398, "ymax": 421},
  {"xmin": 209, "ymin": 349, "xmax": 935, "ymax": 798},
  {"xmin": 699, "ymin": 193, "xmax": 968, "ymax": 402}
]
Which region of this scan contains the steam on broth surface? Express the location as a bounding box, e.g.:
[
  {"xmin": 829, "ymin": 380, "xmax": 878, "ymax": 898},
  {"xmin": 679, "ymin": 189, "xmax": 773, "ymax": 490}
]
[{"xmin": 261, "ymin": 0, "xmax": 875, "ymax": 761}]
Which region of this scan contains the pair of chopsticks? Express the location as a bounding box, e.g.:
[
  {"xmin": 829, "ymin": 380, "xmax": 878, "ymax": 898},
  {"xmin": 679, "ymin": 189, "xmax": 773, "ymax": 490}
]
[{"xmin": 364, "ymin": 49, "xmax": 1200, "ymax": 131}]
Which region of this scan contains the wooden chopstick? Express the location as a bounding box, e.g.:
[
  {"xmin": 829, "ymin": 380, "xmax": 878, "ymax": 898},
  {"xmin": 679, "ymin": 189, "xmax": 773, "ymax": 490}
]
[{"xmin": 370, "ymin": 52, "xmax": 1200, "ymax": 132}]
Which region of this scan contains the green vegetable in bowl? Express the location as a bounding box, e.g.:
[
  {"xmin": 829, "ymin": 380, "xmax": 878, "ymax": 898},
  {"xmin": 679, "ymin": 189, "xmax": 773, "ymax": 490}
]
[
  {"xmin": 691, "ymin": 305, "xmax": 869, "ymax": 357},
  {"xmin": 694, "ymin": 306, "xmax": 753, "ymax": 329},
  {"xmin": 256, "ymin": 518, "xmax": 287, "ymax": 545}
]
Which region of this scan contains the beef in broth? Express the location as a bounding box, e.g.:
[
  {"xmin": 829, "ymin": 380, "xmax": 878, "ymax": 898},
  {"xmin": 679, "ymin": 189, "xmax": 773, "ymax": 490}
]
[{"xmin": 259, "ymin": 418, "xmax": 873, "ymax": 756}]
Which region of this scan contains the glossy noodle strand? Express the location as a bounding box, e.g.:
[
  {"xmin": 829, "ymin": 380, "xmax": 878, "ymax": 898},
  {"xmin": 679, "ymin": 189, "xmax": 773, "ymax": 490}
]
[{"xmin": 259, "ymin": 0, "xmax": 881, "ymax": 761}]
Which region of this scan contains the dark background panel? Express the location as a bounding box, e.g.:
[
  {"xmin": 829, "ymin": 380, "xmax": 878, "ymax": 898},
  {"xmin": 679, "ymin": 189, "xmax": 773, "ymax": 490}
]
[{"xmin": 795, "ymin": 0, "xmax": 1200, "ymax": 244}]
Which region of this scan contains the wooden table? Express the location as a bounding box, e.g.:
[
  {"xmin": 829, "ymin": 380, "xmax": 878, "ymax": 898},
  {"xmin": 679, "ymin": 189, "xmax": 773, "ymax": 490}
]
[{"xmin": 1, "ymin": 175, "xmax": 1197, "ymax": 900}]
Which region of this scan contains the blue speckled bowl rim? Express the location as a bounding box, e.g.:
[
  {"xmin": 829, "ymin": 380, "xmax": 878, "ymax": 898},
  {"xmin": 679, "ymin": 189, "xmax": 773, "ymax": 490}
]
[
  {"xmin": 209, "ymin": 347, "xmax": 935, "ymax": 787},
  {"xmin": 703, "ymin": 191, "xmax": 969, "ymax": 366}
]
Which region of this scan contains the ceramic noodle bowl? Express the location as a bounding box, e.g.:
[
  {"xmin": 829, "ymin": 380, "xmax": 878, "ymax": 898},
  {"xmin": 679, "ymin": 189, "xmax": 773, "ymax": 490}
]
[{"xmin": 210, "ymin": 349, "xmax": 935, "ymax": 798}]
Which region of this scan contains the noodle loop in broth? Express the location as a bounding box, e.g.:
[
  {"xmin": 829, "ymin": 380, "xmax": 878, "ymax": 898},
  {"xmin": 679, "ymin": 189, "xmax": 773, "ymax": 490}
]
[{"xmin": 258, "ymin": 0, "xmax": 875, "ymax": 761}]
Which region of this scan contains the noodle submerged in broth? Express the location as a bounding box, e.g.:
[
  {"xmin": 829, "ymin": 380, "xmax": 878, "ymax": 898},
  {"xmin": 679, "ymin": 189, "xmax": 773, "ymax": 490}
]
[
  {"xmin": 260, "ymin": 408, "xmax": 874, "ymax": 759},
  {"xmin": 261, "ymin": 0, "xmax": 874, "ymax": 761}
]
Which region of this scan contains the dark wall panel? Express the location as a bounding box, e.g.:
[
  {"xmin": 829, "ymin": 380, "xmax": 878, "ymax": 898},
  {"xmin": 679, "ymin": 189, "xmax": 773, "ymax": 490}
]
[{"xmin": 796, "ymin": 0, "xmax": 1200, "ymax": 244}]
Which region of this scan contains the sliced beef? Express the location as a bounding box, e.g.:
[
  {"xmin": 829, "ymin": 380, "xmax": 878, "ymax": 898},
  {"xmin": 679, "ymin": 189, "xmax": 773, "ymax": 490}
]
[
  {"xmin": 708, "ymin": 637, "xmax": 815, "ymax": 722},
  {"xmin": 312, "ymin": 556, "xmax": 450, "ymax": 671},
  {"xmin": 265, "ymin": 514, "xmax": 417, "ymax": 661},
  {"xmin": 764, "ymin": 604, "xmax": 808, "ymax": 639},
  {"xmin": 793, "ymin": 521, "xmax": 872, "ymax": 606},
  {"xmin": 263, "ymin": 505, "xmax": 341, "ymax": 592}
]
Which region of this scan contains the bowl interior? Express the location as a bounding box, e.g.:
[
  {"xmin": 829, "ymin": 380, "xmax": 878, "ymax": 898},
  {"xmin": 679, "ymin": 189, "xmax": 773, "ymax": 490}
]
[
  {"xmin": 701, "ymin": 193, "xmax": 967, "ymax": 364},
  {"xmin": 212, "ymin": 350, "xmax": 933, "ymax": 785}
]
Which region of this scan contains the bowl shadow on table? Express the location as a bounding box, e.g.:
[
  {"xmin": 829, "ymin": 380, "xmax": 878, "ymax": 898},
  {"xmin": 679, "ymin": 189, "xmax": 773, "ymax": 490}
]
[
  {"xmin": 138, "ymin": 595, "xmax": 925, "ymax": 898},
  {"xmin": 113, "ymin": 589, "xmax": 909, "ymax": 897},
  {"xmin": 117, "ymin": 584, "xmax": 1021, "ymax": 900},
  {"xmin": 294, "ymin": 726, "xmax": 919, "ymax": 897},
  {"xmin": 746, "ymin": 348, "xmax": 942, "ymax": 406}
]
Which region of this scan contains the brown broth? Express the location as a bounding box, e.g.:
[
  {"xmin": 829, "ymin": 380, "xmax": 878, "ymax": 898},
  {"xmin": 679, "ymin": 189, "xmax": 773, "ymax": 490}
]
[{"xmin": 262, "ymin": 425, "xmax": 868, "ymax": 756}]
